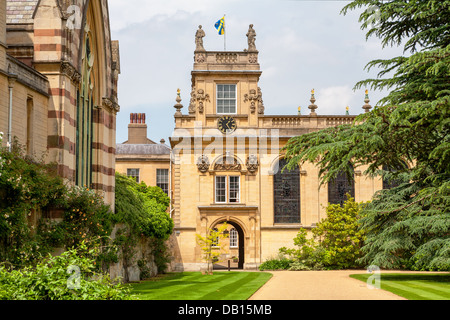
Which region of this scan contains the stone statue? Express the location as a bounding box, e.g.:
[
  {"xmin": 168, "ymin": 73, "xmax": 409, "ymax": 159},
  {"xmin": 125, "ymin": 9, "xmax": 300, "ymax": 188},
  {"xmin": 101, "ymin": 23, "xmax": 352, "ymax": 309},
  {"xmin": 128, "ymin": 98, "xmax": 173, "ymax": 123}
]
[
  {"xmin": 195, "ymin": 25, "xmax": 206, "ymax": 51},
  {"xmin": 247, "ymin": 24, "xmax": 257, "ymax": 52}
]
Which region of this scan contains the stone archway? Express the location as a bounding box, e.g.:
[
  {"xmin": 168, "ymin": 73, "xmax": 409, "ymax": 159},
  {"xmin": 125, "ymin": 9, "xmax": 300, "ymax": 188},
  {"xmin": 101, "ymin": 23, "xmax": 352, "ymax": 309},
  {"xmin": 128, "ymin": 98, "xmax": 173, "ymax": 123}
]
[{"xmin": 211, "ymin": 220, "xmax": 245, "ymax": 270}]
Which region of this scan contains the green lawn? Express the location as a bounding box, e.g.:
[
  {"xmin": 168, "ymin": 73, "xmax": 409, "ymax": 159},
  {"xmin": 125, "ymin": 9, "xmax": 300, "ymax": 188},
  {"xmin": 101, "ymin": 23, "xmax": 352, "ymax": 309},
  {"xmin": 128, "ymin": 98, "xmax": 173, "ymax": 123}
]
[
  {"xmin": 350, "ymin": 273, "xmax": 450, "ymax": 300},
  {"xmin": 130, "ymin": 271, "xmax": 272, "ymax": 300}
]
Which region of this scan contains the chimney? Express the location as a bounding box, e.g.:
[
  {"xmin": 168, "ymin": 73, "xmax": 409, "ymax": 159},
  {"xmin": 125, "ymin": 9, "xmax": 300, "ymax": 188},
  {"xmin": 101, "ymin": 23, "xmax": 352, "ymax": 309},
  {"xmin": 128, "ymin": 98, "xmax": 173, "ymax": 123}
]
[{"xmin": 128, "ymin": 113, "xmax": 148, "ymax": 144}]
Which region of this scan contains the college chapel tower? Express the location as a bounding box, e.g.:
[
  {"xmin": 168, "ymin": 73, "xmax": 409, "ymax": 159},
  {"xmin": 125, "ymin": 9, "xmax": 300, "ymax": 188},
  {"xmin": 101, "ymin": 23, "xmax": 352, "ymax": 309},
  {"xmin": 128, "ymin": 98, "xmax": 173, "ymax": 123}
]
[{"xmin": 169, "ymin": 25, "xmax": 379, "ymax": 271}]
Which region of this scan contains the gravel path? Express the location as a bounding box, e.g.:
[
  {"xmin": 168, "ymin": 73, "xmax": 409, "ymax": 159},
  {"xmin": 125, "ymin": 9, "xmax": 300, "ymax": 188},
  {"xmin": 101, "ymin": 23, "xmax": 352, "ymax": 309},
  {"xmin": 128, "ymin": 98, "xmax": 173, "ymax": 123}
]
[{"xmin": 249, "ymin": 270, "xmax": 407, "ymax": 300}]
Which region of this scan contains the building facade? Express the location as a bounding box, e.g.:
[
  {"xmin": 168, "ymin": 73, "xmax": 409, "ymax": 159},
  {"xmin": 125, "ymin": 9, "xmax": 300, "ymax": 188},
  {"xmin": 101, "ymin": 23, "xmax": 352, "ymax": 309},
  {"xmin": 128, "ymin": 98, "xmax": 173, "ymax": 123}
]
[
  {"xmin": 169, "ymin": 25, "xmax": 379, "ymax": 271},
  {"xmin": 116, "ymin": 113, "xmax": 171, "ymax": 194},
  {"xmin": 1, "ymin": 0, "xmax": 120, "ymax": 207}
]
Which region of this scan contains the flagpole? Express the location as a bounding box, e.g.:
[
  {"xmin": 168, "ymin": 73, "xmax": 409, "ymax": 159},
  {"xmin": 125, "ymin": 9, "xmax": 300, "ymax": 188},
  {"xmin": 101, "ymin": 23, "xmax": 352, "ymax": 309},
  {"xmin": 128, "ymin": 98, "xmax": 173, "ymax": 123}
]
[{"xmin": 224, "ymin": 14, "xmax": 226, "ymax": 51}]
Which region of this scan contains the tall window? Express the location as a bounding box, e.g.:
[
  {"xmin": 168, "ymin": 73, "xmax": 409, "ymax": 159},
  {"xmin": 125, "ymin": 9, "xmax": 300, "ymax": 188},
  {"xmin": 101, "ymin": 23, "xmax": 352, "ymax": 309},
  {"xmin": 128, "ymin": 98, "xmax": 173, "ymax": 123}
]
[
  {"xmin": 127, "ymin": 168, "xmax": 140, "ymax": 183},
  {"xmin": 229, "ymin": 228, "xmax": 238, "ymax": 248},
  {"xmin": 76, "ymin": 33, "xmax": 94, "ymax": 187},
  {"xmin": 157, "ymin": 169, "xmax": 169, "ymax": 195},
  {"xmin": 328, "ymin": 165, "xmax": 355, "ymax": 206},
  {"xmin": 274, "ymin": 158, "xmax": 301, "ymax": 224},
  {"xmin": 217, "ymin": 84, "xmax": 237, "ymax": 114},
  {"xmin": 229, "ymin": 176, "xmax": 240, "ymax": 203},
  {"xmin": 215, "ymin": 176, "xmax": 240, "ymax": 204}
]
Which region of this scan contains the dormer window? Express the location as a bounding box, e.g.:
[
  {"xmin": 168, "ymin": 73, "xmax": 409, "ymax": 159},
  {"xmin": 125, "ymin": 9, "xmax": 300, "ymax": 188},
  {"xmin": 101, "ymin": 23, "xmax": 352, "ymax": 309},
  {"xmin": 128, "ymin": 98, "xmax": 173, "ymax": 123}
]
[{"xmin": 217, "ymin": 84, "xmax": 237, "ymax": 114}]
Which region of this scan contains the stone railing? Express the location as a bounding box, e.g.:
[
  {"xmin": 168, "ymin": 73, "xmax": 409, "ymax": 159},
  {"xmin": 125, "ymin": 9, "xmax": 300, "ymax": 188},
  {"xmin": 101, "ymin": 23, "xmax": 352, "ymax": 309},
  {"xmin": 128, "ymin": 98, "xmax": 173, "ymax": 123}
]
[
  {"xmin": 261, "ymin": 115, "xmax": 356, "ymax": 129},
  {"xmin": 194, "ymin": 51, "xmax": 260, "ymax": 70}
]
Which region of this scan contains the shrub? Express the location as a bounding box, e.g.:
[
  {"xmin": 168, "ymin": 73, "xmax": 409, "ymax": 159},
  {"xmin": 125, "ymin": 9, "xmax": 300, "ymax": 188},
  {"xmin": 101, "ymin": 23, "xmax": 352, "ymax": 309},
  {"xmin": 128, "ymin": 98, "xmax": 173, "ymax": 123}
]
[
  {"xmin": 312, "ymin": 195, "xmax": 367, "ymax": 269},
  {"xmin": 0, "ymin": 243, "xmax": 136, "ymax": 300},
  {"xmin": 259, "ymin": 258, "xmax": 292, "ymax": 271},
  {"xmin": 275, "ymin": 196, "xmax": 368, "ymax": 271}
]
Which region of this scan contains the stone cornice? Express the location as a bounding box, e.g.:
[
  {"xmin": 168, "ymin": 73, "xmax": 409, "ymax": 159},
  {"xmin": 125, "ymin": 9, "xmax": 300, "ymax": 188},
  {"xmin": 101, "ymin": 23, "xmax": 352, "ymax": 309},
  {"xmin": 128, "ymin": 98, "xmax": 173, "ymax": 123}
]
[
  {"xmin": 102, "ymin": 97, "xmax": 120, "ymax": 113},
  {"xmin": 60, "ymin": 61, "xmax": 81, "ymax": 85}
]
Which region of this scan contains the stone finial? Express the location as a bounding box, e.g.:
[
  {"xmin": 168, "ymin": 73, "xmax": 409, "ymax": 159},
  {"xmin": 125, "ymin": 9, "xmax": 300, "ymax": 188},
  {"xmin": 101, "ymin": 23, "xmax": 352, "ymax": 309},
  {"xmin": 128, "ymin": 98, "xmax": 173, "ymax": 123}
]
[
  {"xmin": 174, "ymin": 89, "xmax": 183, "ymax": 116},
  {"xmin": 308, "ymin": 89, "xmax": 318, "ymax": 116},
  {"xmin": 298, "ymin": 106, "xmax": 302, "ymax": 116},
  {"xmin": 195, "ymin": 25, "xmax": 206, "ymax": 52},
  {"xmin": 346, "ymin": 106, "xmax": 350, "ymax": 115},
  {"xmin": 363, "ymin": 90, "xmax": 372, "ymax": 113},
  {"xmin": 247, "ymin": 24, "xmax": 257, "ymax": 52}
]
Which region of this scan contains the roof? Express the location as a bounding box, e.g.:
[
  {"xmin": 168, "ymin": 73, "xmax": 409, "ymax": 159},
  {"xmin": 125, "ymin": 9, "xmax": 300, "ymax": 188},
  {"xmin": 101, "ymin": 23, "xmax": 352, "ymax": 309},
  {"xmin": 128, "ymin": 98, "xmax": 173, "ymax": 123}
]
[
  {"xmin": 116, "ymin": 144, "xmax": 171, "ymax": 156},
  {"xmin": 6, "ymin": 0, "xmax": 39, "ymax": 24}
]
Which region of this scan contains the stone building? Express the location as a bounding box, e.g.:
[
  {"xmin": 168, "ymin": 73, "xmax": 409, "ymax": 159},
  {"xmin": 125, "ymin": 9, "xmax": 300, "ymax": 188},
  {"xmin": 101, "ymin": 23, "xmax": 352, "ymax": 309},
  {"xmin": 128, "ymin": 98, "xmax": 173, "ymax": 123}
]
[
  {"xmin": 116, "ymin": 113, "xmax": 171, "ymax": 194},
  {"xmin": 0, "ymin": 0, "xmax": 120, "ymax": 207},
  {"xmin": 169, "ymin": 25, "xmax": 377, "ymax": 271}
]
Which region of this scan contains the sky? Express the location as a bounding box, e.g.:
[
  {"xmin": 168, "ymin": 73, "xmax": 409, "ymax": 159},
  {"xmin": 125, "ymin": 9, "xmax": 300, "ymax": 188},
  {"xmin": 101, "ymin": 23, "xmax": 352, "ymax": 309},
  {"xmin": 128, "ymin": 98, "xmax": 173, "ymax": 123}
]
[{"xmin": 108, "ymin": 0, "xmax": 404, "ymax": 144}]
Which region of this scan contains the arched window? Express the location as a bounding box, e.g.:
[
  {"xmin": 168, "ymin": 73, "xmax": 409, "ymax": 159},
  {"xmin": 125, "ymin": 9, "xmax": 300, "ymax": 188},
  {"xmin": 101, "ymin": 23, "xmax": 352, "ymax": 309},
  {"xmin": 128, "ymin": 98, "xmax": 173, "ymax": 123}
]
[
  {"xmin": 328, "ymin": 165, "xmax": 355, "ymax": 206},
  {"xmin": 229, "ymin": 228, "xmax": 238, "ymax": 248},
  {"xmin": 76, "ymin": 31, "xmax": 95, "ymax": 187},
  {"xmin": 273, "ymin": 158, "xmax": 301, "ymax": 224}
]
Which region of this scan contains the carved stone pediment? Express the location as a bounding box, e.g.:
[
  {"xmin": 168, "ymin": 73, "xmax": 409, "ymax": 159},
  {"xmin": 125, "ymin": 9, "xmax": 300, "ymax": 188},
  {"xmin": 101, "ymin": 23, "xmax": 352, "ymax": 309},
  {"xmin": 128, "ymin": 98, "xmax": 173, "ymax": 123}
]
[{"xmin": 214, "ymin": 157, "xmax": 241, "ymax": 171}]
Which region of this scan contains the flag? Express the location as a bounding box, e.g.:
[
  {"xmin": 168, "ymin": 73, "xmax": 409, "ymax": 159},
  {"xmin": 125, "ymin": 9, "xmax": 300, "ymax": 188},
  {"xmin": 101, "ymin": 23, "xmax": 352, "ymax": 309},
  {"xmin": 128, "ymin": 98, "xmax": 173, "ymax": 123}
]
[{"xmin": 215, "ymin": 17, "xmax": 225, "ymax": 35}]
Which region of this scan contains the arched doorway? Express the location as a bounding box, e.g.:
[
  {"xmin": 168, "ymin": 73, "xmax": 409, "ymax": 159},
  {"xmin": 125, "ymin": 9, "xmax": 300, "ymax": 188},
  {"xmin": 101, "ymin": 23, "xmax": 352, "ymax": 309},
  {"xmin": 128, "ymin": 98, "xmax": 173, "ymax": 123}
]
[{"xmin": 212, "ymin": 220, "xmax": 245, "ymax": 270}]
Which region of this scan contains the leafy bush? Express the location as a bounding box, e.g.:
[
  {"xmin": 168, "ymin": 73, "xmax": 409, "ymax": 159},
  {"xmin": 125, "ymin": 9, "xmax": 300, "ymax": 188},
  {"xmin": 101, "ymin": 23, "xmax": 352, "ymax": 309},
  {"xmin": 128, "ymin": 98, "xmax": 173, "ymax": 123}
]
[
  {"xmin": 0, "ymin": 243, "xmax": 135, "ymax": 300},
  {"xmin": 114, "ymin": 173, "xmax": 174, "ymax": 278},
  {"xmin": 114, "ymin": 173, "xmax": 173, "ymax": 240},
  {"xmin": 259, "ymin": 258, "xmax": 292, "ymax": 271},
  {"xmin": 312, "ymin": 195, "xmax": 367, "ymax": 269},
  {"xmin": 274, "ymin": 196, "xmax": 367, "ymax": 271}
]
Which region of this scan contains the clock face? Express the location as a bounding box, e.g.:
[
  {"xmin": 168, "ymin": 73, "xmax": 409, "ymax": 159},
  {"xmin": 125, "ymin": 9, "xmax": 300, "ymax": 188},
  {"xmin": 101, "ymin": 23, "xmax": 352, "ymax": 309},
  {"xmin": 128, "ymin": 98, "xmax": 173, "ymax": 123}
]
[{"xmin": 218, "ymin": 116, "xmax": 237, "ymax": 134}]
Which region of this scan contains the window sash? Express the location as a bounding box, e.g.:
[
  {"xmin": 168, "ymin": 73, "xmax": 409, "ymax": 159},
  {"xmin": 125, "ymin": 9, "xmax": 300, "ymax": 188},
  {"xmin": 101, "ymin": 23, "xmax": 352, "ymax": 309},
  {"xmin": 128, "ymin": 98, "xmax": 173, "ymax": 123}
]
[
  {"xmin": 229, "ymin": 228, "xmax": 238, "ymax": 248},
  {"xmin": 156, "ymin": 169, "xmax": 169, "ymax": 194},
  {"xmin": 215, "ymin": 176, "xmax": 227, "ymax": 203},
  {"xmin": 229, "ymin": 176, "xmax": 240, "ymax": 203},
  {"xmin": 215, "ymin": 176, "xmax": 240, "ymax": 204},
  {"xmin": 127, "ymin": 168, "xmax": 140, "ymax": 183},
  {"xmin": 217, "ymin": 84, "xmax": 237, "ymax": 114}
]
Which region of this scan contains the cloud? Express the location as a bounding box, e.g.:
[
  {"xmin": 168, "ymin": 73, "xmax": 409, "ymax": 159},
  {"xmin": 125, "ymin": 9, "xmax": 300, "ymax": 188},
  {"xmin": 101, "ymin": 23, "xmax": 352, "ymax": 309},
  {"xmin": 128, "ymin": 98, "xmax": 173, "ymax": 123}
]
[
  {"xmin": 316, "ymin": 86, "xmax": 354, "ymax": 115},
  {"xmin": 109, "ymin": 0, "xmax": 404, "ymax": 144}
]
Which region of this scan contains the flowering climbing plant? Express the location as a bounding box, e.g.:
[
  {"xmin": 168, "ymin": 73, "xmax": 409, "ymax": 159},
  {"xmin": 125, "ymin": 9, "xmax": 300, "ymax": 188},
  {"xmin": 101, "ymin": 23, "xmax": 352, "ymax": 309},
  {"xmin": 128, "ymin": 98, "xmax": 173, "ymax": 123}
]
[{"xmin": 0, "ymin": 141, "xmax": 114, "ymax": 269}]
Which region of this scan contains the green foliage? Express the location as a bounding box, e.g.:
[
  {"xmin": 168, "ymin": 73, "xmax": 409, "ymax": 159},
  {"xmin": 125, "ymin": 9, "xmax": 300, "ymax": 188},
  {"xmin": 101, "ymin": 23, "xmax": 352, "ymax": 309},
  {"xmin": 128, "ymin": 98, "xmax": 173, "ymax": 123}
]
[
  {"xmin": 196, "ymin": 223, "xmax": 229, "ymax": 273},
  {"xmin": 0, "ymin": 242, "xmax": 135, "ymax": 300},
  {"xmin": 312, "ymin": 196, "xmax": 368, "ymax": 269},
  {"xmin": 283, "ymin": 0, "xmax": 450, "ymax": 271},
  {"xmin": 114, "ymin": 173, "xmax": 174, "ymax": 279},
  {"xmin": 150, "ymin": 237, "xmax": 172, "ymax": 274},
  {"xmin": 0, "ymin": 137, "xmax": 173, "ymax": 289},
  {"xmin": 280, "ymin": 229, "xmax": 325, "ymax": 271},
  {"xmin": 38, "ymin": 186, "xmax": 115, "ymax": 252},
  {"xmin": 114, "ymin": 173, "xmax": 173, "ymax": 240},
  {"xmin": 268, "ymin": 197, "xmax": 367, "ymax": 271},
  {"xmin": 258, "ymin": 258, "xmax": 292, "ymax": 271}
]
